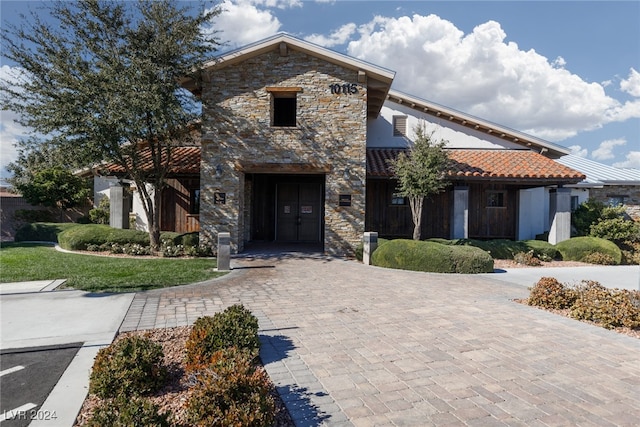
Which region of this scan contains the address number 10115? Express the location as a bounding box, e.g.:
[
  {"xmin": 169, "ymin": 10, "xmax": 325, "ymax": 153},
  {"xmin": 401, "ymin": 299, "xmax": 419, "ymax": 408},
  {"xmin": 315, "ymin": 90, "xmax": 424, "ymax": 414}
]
[{"xmin": 329, "ymin": 83, "xmax": 358, "ymax": 95}]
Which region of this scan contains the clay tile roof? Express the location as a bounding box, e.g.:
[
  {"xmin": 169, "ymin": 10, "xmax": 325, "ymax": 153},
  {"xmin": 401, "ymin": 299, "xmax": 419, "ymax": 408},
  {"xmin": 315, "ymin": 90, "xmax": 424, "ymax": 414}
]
[
  {"xmin": 103, "ymin": 146, "xmax": 201, "ymax": 175},
  {"xmin": 367, "ymin": 148, "xmax": 586, "ymax": 182}
]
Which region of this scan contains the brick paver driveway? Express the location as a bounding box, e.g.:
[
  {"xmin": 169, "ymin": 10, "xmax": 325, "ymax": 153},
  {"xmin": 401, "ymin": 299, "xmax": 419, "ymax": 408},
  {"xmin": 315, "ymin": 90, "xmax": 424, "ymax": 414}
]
[{"xmin": 122, "ymin": 255, "xmax": 640, "ymax": 426}]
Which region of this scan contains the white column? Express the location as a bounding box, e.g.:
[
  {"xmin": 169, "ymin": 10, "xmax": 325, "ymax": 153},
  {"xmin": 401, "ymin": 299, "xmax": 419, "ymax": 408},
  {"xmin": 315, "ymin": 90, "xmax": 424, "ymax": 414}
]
[
  {"xmin": 548, "ymin": 188, "xmax": 572, "ymax": 244},
  {"xmin": 451, "ymin": 186, "xmax": 469, "ymax": 239},
  {"xmin": 363, "ymin": 232, "xmax": 378, "ymax": 265}
]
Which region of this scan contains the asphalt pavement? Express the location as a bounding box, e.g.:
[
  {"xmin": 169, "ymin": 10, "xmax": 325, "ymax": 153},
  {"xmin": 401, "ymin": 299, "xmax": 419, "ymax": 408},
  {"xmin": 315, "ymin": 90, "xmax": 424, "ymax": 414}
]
[{"xmin": 0, "ymin": 281, "xmax": 134, "ymax": 427}]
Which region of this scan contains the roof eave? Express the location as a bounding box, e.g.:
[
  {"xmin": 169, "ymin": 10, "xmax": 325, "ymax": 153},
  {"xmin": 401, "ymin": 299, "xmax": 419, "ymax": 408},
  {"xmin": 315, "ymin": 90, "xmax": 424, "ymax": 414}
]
[{"xmin": 386, "ymin": 89, "xmax": 570, "ymax": 158}]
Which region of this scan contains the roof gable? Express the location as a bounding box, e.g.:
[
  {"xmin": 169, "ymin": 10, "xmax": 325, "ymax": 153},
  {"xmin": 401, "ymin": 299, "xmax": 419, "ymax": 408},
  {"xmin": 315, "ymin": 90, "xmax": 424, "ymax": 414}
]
[{"xmin": 183, "ymin": 33, "xmax": 395, "ymax": 118}]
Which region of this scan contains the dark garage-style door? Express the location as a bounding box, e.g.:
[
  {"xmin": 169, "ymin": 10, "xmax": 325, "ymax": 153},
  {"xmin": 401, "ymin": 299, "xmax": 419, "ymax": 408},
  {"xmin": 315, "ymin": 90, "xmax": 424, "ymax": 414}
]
[{"xmin": 276, "ymin": 182, "xmax": 322, "ymax": 242}]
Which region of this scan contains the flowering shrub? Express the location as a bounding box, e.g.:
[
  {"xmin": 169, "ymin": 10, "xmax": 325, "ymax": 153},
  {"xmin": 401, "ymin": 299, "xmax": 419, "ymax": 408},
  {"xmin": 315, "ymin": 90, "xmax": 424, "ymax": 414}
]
[
  {"xmin": 527, "ymin": 277, "xmax": 576, "ymax": 309},
  {"xmin": 186, "ymin": 347, "xmax": 275, "ymax": 427},
  {"xmin": 513, "ymin": 250, "xmax": 542, "ymax": 266}
]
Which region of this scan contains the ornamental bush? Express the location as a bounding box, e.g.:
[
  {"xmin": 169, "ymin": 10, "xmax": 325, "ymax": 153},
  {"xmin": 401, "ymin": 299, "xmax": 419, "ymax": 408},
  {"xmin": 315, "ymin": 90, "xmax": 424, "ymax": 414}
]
[
  {"xmin": 370, "ymin": 239, "xmax": 494, "ymax": 273},
  {"xmin": 89, "ymin": 335, "xmax": 167, "ymax": 399},
  {"xmin": 527, "ymin": 277, "xmax": 577, "ymax": 309},
  {"xmin": 185, "ymin": 304, "xmax": 260, "ymax": 372},
  {"xmin": 555, "ymin": 236, "xmax": 622, "ymax": 265},
  {"xmin": 14, "ymin": 222, "xmax": 79, "ymax": 242},
  {"xmin": 186, "ymin": 347, "xmax": 275, "ymax": 427},
  {"xmin": 87, "ymin": 396, "xmax": 170, "ymax": 427},
  {"xmin": 570, "ymin": 281, "xmax": 640, "ymax": 329}
]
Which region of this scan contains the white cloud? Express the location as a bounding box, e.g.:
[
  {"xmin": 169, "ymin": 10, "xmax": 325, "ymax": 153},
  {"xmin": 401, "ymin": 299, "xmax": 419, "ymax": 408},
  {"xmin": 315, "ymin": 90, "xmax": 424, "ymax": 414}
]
[
  {"xmin": 207, "ymin": 0, "xmax": 282, "ymax": 49},
  {"xmin": 568, "ymin": 145, "xmax": 588, "ymax": 158},
  {"xmin": 345, "ymin": 15, "xmax": 640, "ymax": 142},
  {"xmin": 620, "ymin": 68, "xmax": 640, "ymax": 97},
  {"xmin": 613, "ymin": 151, "xmax": 640, "ymax": 168},
  {"xmin": 591, "ymin": 138, "xmax": 626, "ymax": 161},
  {"xmin": 305, "ymin": 23, "xmax": 356, "ymax": 47}
]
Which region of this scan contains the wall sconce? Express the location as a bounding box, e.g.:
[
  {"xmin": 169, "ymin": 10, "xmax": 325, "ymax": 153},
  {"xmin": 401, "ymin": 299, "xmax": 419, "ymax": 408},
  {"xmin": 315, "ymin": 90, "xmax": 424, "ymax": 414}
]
[{"xmin": 215, "ymin": 164, "xmax": 223, "ymax": 177}]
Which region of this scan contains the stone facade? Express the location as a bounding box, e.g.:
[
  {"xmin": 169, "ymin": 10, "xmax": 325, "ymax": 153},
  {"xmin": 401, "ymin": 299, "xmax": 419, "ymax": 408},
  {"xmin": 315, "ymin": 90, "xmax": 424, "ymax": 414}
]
[
  {"xmin": 200, "ymin": 48, "xmax": 368, "ymax": 255},
  {"xmin": 589, "ymin": 185, "xmax": 640, "ymax": 220}
]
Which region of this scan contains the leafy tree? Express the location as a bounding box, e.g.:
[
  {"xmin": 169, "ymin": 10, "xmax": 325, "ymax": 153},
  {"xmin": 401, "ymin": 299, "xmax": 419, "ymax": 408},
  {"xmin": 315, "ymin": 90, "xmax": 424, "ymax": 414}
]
[
  {"xmin": 589, "ymin": 205, "xmax": 640, "ymax": 243},
  {"xmin": 1, "ymin": 0, "xmax": 220, "ymax": 249},
  {"xmin": 572, "ymin": 198, "xmax": 605, "ymax": 236},
  {"xmin": 16, "ymin": 167, "xmax": 90, "ymax": 220},
  {"xmin": 389, "ymin": 124, "xmax": 450, "ymax": 240}
]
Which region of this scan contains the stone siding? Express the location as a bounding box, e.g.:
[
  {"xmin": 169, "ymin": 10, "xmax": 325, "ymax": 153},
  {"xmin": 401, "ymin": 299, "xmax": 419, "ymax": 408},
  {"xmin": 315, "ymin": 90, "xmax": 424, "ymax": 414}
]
[
  {"xmin": 589, "ymin": 185, "xmax": 640, "ymax": 220},
  {"xmin": 200, "ymin": 48, "xmax": 367, "ymax": 255}
]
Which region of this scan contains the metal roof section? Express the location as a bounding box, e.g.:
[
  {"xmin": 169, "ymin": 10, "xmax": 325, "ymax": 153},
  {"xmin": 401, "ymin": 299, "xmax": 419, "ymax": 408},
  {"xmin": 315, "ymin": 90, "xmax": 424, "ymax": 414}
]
[
  {"xmin": 386, "ymin": 89, "xmax": 571, "ymax": 158},
  {"xmin": 183, "ymin": 33, "xmax": 396, "ymax": 118},
  {"xmin": 556, "ymin": 154, "xmax": 640, "ymax": 186}
]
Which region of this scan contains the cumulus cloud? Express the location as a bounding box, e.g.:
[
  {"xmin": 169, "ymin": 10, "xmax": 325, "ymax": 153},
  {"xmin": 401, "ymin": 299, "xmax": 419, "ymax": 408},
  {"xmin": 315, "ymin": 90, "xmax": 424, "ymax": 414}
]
[
  {"xmin": 613, "ymin": 151, "xmax": 640, "ymax": 168},
  {"xmin": 568, "ymin": 145, "xmax": 588, "ymax": 158},
  {"xmin": 206, "ymin": 0, "xmax": 283, "ymax": 49},
  {"xmin": 591, "ymin": 138, "xmax": 626, "ymax": 161},
  {"xmin": 305, "ymin": 23, "xmax": 357, "ymax": 47},
  {"xmin": 620, "ymin": 68, "xmax": 640, "ymax": 97},
  {"xmin": 345, "ymin": 14, "xmax": 640, "ymax": 142}
]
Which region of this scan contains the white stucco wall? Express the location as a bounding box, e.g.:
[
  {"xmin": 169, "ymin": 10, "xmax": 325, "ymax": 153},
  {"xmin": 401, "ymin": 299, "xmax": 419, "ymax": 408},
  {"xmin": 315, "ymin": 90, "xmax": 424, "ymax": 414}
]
[
  {"xmin": 368, "ymin": 102, "xmax": 526, "ymax": 150},
  {"xmin": 517, "ymin": 187, "xmax": 547, "ymax": 240},
  {"xmin": 92, "ymin": 176, "xmax": 152, "ymax": 231}
]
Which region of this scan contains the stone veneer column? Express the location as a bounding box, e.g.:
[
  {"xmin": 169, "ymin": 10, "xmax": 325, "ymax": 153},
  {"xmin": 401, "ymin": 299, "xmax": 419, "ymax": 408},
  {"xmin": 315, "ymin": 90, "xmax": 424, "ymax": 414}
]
[{"xmin": 548, "ymin": 187, "xmax": 571, "ymax": 244}]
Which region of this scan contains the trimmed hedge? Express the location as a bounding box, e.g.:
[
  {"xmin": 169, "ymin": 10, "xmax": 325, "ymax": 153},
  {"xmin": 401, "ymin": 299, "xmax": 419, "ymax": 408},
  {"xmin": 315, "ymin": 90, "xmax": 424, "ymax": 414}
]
[
  {"xmin": 14, "ymin": 222, "xmax": 81, "ymax": 243},
  {"xmin": 556, "ymin": 236, "xmax": 622, "ymax": 265},
  {"xmin": 355, "ymin": 238, "xmax": 389, "ymax": 261},
  {"xmin": 371, "ymin": 239, "xmax": 494, "ymax": 273},
  {"xmin": 56, "ymin": 224, "xmax": 182, "ymax": 250},
  {"xmin": 453, "ymin": 239, "xmax": 559, "ymax": 261}
]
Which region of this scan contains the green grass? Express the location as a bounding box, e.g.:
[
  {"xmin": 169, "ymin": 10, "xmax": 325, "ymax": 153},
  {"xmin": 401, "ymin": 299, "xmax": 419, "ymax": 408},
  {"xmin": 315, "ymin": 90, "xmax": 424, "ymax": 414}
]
[{"xmin": 0, "ymin": 243, "xmax": 225, "ymax": 293}]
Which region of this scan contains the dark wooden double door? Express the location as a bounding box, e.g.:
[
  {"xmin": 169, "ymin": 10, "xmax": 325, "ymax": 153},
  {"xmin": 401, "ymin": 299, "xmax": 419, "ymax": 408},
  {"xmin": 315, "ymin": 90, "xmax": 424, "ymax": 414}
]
[{"xmin": 250, "ymin": 174, "xmax": 323, "ymax": 243}]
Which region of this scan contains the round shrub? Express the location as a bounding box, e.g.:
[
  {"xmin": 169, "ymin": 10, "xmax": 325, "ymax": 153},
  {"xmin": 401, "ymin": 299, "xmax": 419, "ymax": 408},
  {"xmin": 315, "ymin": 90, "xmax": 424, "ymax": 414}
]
[
  {"xmin": 14, "ymin": 222, "xmax": 80, "ymax": 242},
  {"xmin": 522, "ymin": 240, "xmax": 559, "ymax": 261},
  {"xmin": 581, "ymin": 252, "xmax": 616, "ymax": 265},
  {"xmin": 570, "ymin": 281, "xmax": 640, "ymax": 329},
  {"xmin": 355, "ymin": 238, "xmax": 389, "ymax": 261},
  {"xmin": 186, "ymin": 347, "xmax": 275, "ymax": 427},
  {"xmin": 185, "ymin": 304, "xmax": 260, "ymax": 372},
  {"xmin": 513, "ymin": 250, "xmax": 542, "ymax": 266},
  {"xmin": 370, "ymin": 239, "xmax": 493, "ymax": 273},
  {"xmin": 555, "ymin": 236, "xmax": 622, "ymax": 265},
  {"xmin": 89, "ymin": 335, "xmax": 167, "ymax": 399},
  {"xmin": 87, "ymin": 396, "xmax": 170, "ymax": 427},
  {"xmin": 527, "ymin": 277, "xmax": 576, "ymax": 309},
  {"xmin": 58, "ymin": 224, "xmax": 150, "ymax": 250}
]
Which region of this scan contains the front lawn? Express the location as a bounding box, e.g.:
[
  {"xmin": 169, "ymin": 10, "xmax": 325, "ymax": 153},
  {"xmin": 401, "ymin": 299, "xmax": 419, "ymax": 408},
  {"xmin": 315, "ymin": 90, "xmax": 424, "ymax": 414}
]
[{"xmin": 0, "ymin": 243, "xmax": 225, "ymax": 293}]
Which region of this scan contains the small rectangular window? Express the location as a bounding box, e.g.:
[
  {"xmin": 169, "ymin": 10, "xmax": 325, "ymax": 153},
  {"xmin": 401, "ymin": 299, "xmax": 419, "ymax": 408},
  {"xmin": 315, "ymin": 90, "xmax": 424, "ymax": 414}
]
[
  {"xmin": 190, "ymin": 189, "xmax": 200, "ymax": 214},
  {"xmin": 607, "ymin": 195, "xmax": 625, "ymax": 207},
  {"xmin": 487, "ymin": 191, "xmax": 505, "ymax": 208},
  {"xmin": 393, "ymin": 116, "xmax": 407, "ymax": 137},
  {"xmin": 272, "ymin": 93, "xmax": 297, "ymax": 127},
  {"xmin": 391, "ymin": 193, "xmax": 407, "ymax": 205},
  {"xmin": 570, "ymin": 196, "xmax": 579, "ymax": 212}
]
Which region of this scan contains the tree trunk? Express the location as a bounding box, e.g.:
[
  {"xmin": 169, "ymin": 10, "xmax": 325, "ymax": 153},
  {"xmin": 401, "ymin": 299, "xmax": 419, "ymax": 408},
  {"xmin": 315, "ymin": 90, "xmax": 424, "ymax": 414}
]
[
  {"xmin": 150, "ymin": 185, "xmax": 162, "ymax": 250},
  {"xmin": 409, "ymin": 196, "xmax": 424, "ymax": 240}
]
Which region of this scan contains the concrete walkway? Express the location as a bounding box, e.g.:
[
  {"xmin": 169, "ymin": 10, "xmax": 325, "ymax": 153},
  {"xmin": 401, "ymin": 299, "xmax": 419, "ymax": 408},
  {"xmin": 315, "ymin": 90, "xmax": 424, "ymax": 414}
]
[{"xmin": 120, "ymin": 256, "xmax": 640, "ymax": 426}]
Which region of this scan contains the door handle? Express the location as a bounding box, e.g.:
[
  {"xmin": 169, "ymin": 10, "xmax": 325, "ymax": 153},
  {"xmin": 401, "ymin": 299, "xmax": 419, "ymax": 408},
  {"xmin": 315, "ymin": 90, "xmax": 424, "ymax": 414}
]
[{"xmin": 297, "ymin": 216, "xmax": 301, "ymax": 225}]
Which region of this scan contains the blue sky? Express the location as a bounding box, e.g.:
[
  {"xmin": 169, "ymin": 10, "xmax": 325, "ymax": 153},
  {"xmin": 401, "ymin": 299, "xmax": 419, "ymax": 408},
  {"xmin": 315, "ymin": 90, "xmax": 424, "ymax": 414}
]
[{"xmin": 1, "ymin": 0, "xmax": 639, "ymax": 181}]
